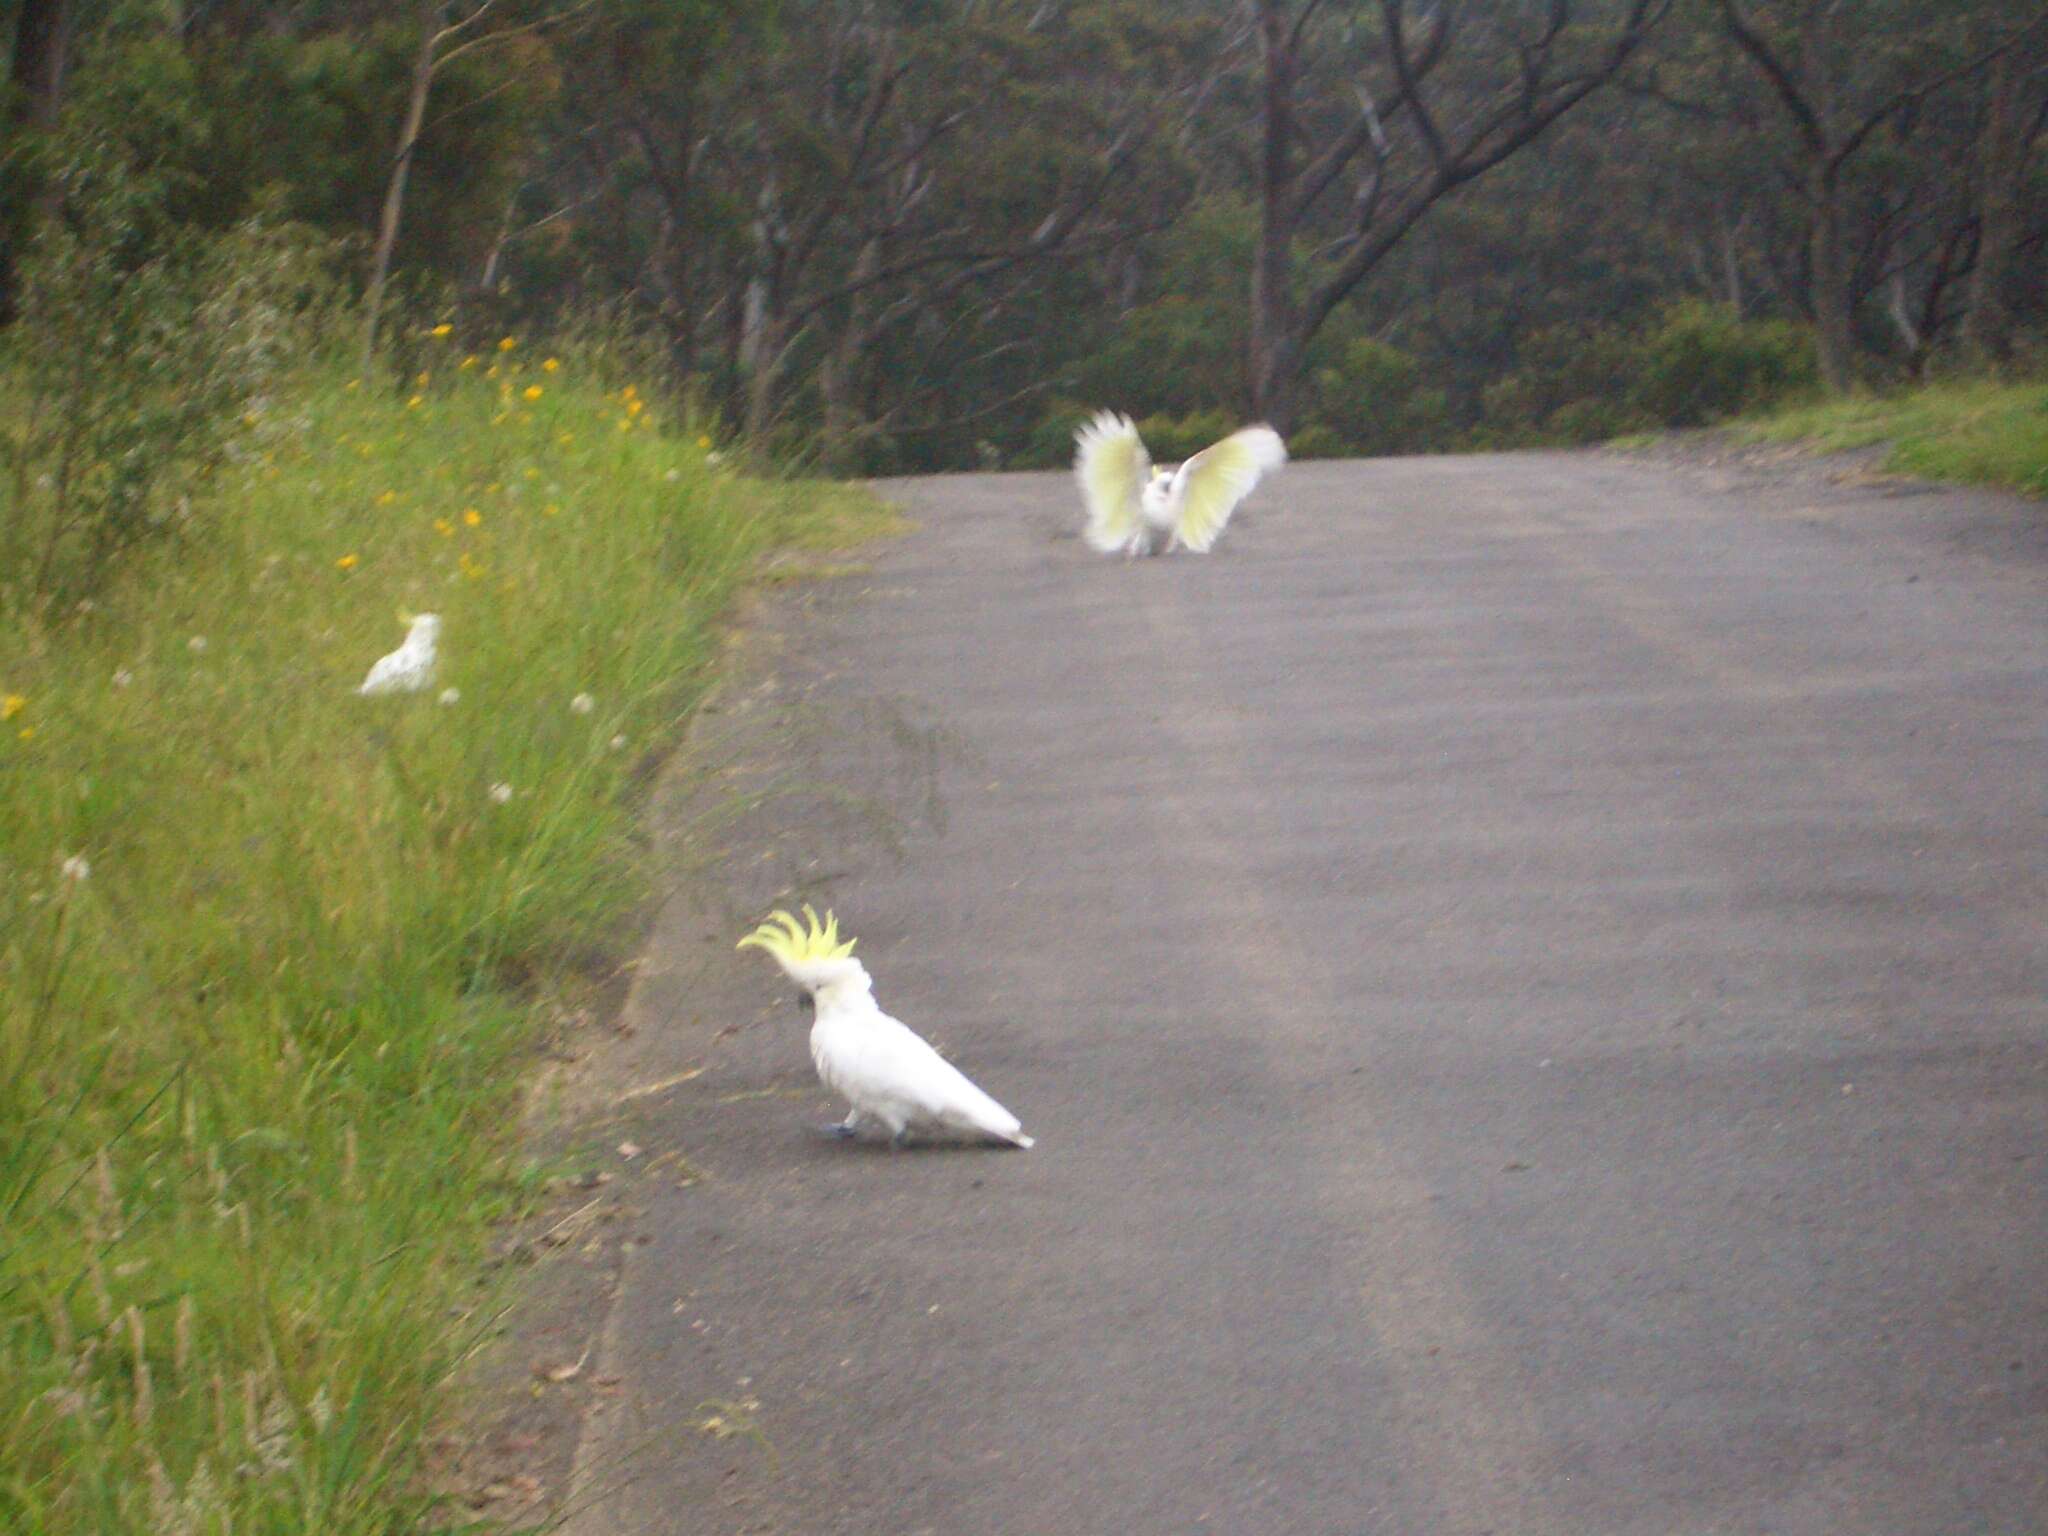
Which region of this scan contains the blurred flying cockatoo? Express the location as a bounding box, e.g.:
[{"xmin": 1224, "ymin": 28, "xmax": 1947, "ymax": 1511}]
[
  {"xmin": 357, "ymin": 613, "xmax": 440, "ymax": 696},
  {"xmin": 738, "ymin": 906, "xmax": 1034, "ymax": 1149},
  {"xmin": 1073, "ymin": 411, "xmax": 1286, "ymax": 556}
]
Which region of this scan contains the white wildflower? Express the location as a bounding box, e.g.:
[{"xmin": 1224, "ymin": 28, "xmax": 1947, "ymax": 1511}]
[
  {"xmin": 489, "ymin": 782, "xmax": 514, "ymax": 805},
  {"xmin": 438, "ymin": 687, "xmax": 461, "ymax": 706},
  {"xmin": 112, "ymin": 668, "xmax": 134, "ymax": 689},
  {"xmin": 60, "ymin": 854, "xmax": 91, "ymax": 882},
  {"xmin": 609, "ymin": 734, "xmax": 627, "ymax": 753},
  {"xmin": 187, "ymin": 636, "xmax": 208, "ymax": 654},
  {"xmin": 570, "ymin": 692, "xmax": 595, "ymax": 715}
]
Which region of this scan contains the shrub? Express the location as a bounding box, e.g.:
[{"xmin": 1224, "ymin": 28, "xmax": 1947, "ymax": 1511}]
[
  {"xmin": 1307, "ymin": 337, "xmax": 1452, "ymax": 456},
  {"xmin": 0, "ymin": 134, "xmax": 340, "ymax": 609},
  {"xmin": 1134, "ymin": 409, "xmax": 1234, "ymax": 463},
  {"xmin": 1480, "ymin": 324, "xmax": 1645, "ymax": 443},
  {"xmin": 1632, "ymin": 299, "xmax": 1816, "ymax": 426},
  {"xmin": 1285, "ymin": 424, "xmax": 1345, "ymax": 460}
]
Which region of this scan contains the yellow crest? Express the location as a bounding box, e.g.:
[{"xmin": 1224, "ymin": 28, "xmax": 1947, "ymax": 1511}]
[{"xmin": 736, "ymin": 904, "xmax": 857, "ymax": 964}]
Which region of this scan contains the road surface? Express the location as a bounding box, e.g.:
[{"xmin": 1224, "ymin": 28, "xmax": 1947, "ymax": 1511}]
[{"xmin": 555, "ymin": 447, "xmax": 2046, "ymax": 1535}]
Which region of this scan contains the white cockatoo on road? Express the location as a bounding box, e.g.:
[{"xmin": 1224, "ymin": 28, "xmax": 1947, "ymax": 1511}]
[
  {"xmin": 1074, "ymin": 411, "xmax": 1286, "ymax": 556},
  {"xmin": 357, "ymin": 613, "xmax": 440, "ymax": 696},
  {"xmin": 738, "ymin": 906, "xmax": 1034, "ymax": 1149}
]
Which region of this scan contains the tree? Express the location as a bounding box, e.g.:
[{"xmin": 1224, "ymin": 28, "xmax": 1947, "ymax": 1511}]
[
  {"xmin": 361, "ymin": 0, "xmax": 583, "ymax": 370},
  {"xmin": 1, "ymin": 0, "xmax": 73, "ymax": 321},
  {"xmin": 1244, "ymin": 0, "xmax": 1669, "ymax": 432},
  {"xmin": 1713, "ymin": 0, "xmax": 2037, "ymax": 393},
  {"xmin": 1959, "ymin": 17, "xmax": 2048, "ymax": 365}
]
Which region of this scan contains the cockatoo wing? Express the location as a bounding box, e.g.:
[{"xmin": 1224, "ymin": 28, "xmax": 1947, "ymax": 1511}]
[
  {"xmin": 1167, "ymin": 425, "xmax": 1287, "ymax": 553},
  {"xmin": 1074, "ymin": 410, "xmax": 1151, "ymax": 553},
  {"xmin": 815, "ymin": 1009, "xmax": 1032, "ymax": 1147}
]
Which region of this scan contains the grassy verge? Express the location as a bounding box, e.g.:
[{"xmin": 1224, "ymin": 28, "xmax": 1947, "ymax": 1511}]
[
  {"xmin": 1731, "ymin": 376, "xmax": 2048, "ymax": 497},
  {"xmin": 0, "ymin": 344, "xmax": 882, "ymax": 1532}
]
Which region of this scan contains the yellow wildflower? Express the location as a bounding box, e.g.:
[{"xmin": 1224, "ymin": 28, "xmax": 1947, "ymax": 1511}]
[
  {"xmin": 463, "ymin": 508, "xmax": 482, "ymax": 527},
  {"xmin": 485, "ymin": 365, "xmax": 500, "ymax": 380},
  {"xmin": 497, "ymin": 336, "xmax": 518, "ymax": 352},
  {"xmin": 0, "ymin": 694, "xmax": 24, "ymax": 721},
  {"xmin": 697, "ymin": 435, "xmax": 712, "ymax": 450},
  {"xmin": 459, "ymin": 355, "xmax": 479, "ymax": 372},
  {"xmin": 17, "ymin": 727, "xmax": 33, "ymax": 742},
  {"xmin": 428, "ymin": 323, "xmax": 453, "ymax": 338},
  {"xmin": 523, "ymin": 467, "xmax": 541, "ymax": 479},
  {"xmin": 557, "ymin": 432, "xmax": 574, "ymax": 446},
  {"xmin": 523, "ymin": 385, "xmax": 544, "ymax": 402},
  {"xmin": 543, "ymin": 502, "xmax": 561, "ymax": 516},
  {"xmin": 626, "ymin": 398, "xmax": 644, "ymax": 417},
  {"xmin": 622, "ymin": 384, "xmax": 638, "ymax": 400},
  {"xmin": 542, "ymin": 357, "xmax": 560, "ymax": 373},
  {"xmin": 376, "ymin": 490, "xmax": 398, "ymax": 506},
  {"xmin": 344, "ymin": 378, "xmax": 361, "ymax": 392},
  {"xmin": 617, "ymin": 418, "xmax": 633, "ymax": 432},
  {"xmin": 434, "ymin": 518, "xmax": 455, "ymax": 537},
  {"xmin": 336, "ymin": 553, "xmax": 359, "ymax": 570},
  {"xmin": 406, "ymin": 395, "xmax": 424, "ymax": 410}
]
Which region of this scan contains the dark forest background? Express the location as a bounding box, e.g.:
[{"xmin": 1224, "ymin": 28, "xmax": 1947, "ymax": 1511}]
[{"xmin": 4, "ymin": 0, "xmax": 2044, "ymax": 472}]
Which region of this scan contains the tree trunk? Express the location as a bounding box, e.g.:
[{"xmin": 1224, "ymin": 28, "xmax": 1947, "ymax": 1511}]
[
  {"xmin": 819, "ymin": 239, "xmax": 879, "ymax": 472},
  {"xmin": 740, "ymin": 279, "xmax": 784, "ymax": 444},
  {"xmin": 1248, "ymin": 0, "xmax": 1301, "ymax": 434},
  {"xmin": 1718, "ymin": 203, "xmax": 1745, "ymax": 316},
  {"xmin": 8, "ymin": 0, "xmax": 69, "ymax": 127},
  {"xmin": 1, "ymin": 0, "xmax": 73, "ymax": 324},
  {"xmin": 1808, "ymin": 164, "xmax": 1855, "ymax": 394},
  {"xmin": 1960, "ymin": 44, "xmax": 2020, "ymax": 367},
  {"xmin": 361, "ymin": 2, "xmax": 442, "ymax": 374}
]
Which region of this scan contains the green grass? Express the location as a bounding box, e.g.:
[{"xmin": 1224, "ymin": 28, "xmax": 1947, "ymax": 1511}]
[
  {"xmin": 0, "ymin": 346, "xmax": 883, "ymax": 1532},
  {"xmin": 1732, "ymin": 376, "xmax": 2048, "ymax": 497}
]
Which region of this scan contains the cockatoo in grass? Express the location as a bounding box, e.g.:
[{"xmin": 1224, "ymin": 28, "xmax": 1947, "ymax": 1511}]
[
  {"xmin": 738, "ymin": 906, "xmax": 1034, "ymax": 1149},
  {"xmin": 1074, "ymin": 411, "xmax": 1286, "ymax": 556},
  {"xmin": 357, "ymin": 613, "xmax": 440, "ymax": 696}
]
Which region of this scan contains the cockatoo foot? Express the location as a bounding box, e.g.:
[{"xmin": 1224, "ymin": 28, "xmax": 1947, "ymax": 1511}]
[{"xmin": 817, "ymin": 1121, "xmax": 860, "ymax": 1139}]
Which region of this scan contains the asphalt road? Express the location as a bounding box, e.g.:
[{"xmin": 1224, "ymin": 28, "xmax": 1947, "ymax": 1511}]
[{"xmin": 560, "ymin": 448, "xmax": 2046, "ymax": 1535}]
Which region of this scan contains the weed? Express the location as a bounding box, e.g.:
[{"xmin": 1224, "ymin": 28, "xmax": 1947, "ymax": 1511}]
[{"xmin": 0, "ymin": 342, "xmax": 882, "ymax": 1532}]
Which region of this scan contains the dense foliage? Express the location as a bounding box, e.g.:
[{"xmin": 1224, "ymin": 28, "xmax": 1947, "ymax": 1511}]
[{"xmin": 3, "ymin": 2, "xmax": 2042, "ymax": 465}]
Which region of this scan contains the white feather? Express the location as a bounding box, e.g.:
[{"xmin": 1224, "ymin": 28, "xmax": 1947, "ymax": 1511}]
[
  {"xmin": 809, "ymin": 971, "xmax": 1032, "ymax": 1147},
  {"xmin": 357, "ymin": 614, "xmax": 440, "ymax": 696},
  {"xmin": 1073, "ymin": 413, "xmax": 1285, "ymax": 556},
  {"xmin": 1165, "ymin": 425, "xmax": 1287, "ymax": 552},
  {"xmin": 1073, "ymin": 410, "xmax": 1150, "ymax": 554}
]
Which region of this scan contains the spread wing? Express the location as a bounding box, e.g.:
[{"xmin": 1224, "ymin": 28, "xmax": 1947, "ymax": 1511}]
[
  {"xmin": 1073, "ymin": 410, "xmax": 1150, "ymax": 553},
  {"xmin": 1167, "ymin": 425, "xmax": 1287, "ymax": 553}
]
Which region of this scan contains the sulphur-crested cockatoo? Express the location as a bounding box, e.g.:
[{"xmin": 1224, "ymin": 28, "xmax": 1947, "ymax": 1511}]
[
  {"xmin": 357, "ymin": 613, "xmax": 440, "ymax": 696},
  {"xmin": 1074, "ymin": 411, "xmax": 1286, "ymax": 556},
  {"xmin": 738, "ymin": 906, "xmax": 1034, "ymax": 1149}
]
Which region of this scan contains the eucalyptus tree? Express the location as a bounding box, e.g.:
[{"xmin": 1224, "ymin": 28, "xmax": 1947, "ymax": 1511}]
[
  {"xmin": 1241, "ymin": 0, "xmax": 1671, "ymax": 432},
  {"xmin": 1712, "ymin": 0, "xmax": 2041, "ymax": 391}
]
